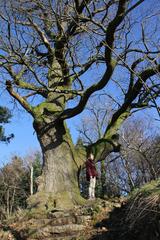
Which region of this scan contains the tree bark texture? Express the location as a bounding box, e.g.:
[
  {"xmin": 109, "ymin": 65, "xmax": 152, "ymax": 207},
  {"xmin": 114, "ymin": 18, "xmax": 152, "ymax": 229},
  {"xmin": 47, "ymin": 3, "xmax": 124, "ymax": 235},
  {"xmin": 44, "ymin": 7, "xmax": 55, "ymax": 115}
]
[{"xmin": 29, "ymin": 120, "xmax": 85, "ymax": 209}]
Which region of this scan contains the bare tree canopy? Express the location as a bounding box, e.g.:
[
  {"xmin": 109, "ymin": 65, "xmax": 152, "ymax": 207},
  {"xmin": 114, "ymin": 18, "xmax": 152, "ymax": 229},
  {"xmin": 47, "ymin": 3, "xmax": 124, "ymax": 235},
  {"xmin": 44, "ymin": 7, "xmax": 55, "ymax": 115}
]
[{"xmin": 0, "ymin": 0, "xmax": 159, "ymax": 208}]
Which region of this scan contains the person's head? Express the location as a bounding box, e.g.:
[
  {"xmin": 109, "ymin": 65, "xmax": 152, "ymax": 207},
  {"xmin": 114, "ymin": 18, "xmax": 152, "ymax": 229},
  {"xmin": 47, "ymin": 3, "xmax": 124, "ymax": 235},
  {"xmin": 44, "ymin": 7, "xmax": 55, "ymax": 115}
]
[{"xmin": 89, "ymin": 153, "xmax": 94, "ymax": 160}]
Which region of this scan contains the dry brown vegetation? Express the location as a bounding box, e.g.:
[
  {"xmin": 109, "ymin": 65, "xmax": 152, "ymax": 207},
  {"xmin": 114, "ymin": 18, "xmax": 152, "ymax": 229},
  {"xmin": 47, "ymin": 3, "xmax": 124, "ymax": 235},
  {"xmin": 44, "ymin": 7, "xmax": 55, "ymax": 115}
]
[
  {"xmin": 91, "ymin": 179, "xmax": 160, "ymax": 240},
  {"xmin": 0, "ymin": 179, "xmax": 159, "ymax": 239}
]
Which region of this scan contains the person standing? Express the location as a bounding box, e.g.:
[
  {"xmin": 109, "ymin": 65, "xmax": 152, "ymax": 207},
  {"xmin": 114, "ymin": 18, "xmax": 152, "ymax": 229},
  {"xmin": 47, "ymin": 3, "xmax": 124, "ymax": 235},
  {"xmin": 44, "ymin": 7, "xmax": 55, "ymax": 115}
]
[{"xmin": 86, "ymin": 153, "xmax": 98, "ymax": 200}]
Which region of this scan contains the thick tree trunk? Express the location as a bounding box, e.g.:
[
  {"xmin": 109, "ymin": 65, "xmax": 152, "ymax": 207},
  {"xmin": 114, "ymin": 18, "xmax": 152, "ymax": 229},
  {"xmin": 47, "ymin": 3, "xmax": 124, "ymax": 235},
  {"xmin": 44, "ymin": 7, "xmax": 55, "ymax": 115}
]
[
  {"xmin": 28, "ymin": 120, "xmax": 85, "ymax": 209},
  {"xmin": 27, "ymin": 113, "xmax": 121, "ymax": 210}
]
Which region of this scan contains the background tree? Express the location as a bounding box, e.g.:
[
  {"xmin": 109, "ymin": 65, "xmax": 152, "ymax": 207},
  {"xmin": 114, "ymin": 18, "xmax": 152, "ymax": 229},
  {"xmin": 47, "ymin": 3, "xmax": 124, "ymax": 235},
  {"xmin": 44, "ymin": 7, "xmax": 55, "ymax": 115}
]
[
  {"xmin": 104, "ymin": 118, "xmax": 160, "ymax": 195},
  {"xmin": 119, "ymin": 119, "xmax": 160, "ymax": 192},
  {"xmin": 0, "ymin": 0, "xmax": 160, "ymax": 208},
  {"xmin": 24, "ymin": 151, "xmax": 42, "ymax": 195},
  {"xmin": 77, "ymin": 97, "xmax": 113, "ymax": 198},
  {"xmin": 0, "ymin": 156, "xmax": 27, "ymax": 218},
  {"xmin": 0, "ymin": 152, "xmax": 42, "ymax": 219},
  {"xmin": 0, "ymin": 106, "xmax": 13, "ymax": 143},
  {"xmin": 78, "ymin": 99, "xmax": 160, "ymax": 197}
]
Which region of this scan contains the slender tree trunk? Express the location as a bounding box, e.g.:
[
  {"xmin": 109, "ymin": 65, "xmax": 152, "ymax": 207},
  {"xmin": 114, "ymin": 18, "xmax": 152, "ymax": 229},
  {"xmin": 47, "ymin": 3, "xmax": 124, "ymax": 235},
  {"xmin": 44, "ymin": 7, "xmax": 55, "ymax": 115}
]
[
  {"xmin": 122, "ymin": 157, "xmax": 135, "ymax": 191},
  {"xmin": 100, "ymin": 160, "xmax": 106, "ymax": 198},
  {"xmin": 30, "ymin": 165, "xmax": 33, "ymax": 195},
  {"xmin": 29, "ymin": 120, "xmax": 85, "ymax": 209},
  {"xmin": 6, "ymin": 188, "xmax": 10, "ymax": 217},
  {"xmin": 10, "ymin": 188, "xmax": 16, "ymax": 214}
]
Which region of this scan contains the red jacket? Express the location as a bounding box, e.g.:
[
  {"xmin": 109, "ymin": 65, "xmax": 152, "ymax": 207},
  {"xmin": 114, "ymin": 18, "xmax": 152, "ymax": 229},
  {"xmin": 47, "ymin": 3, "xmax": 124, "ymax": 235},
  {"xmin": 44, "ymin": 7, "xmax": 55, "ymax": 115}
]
[{"xmin": 86, "ymin": 158, "xmax": 98, "ymax": 181}]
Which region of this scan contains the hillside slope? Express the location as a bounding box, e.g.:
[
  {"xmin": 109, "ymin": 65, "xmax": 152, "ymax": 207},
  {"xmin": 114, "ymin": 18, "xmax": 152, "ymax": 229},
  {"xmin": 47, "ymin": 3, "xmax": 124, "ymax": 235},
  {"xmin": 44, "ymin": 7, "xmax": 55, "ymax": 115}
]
[
  {"xmin": 0, "ymin": 179, "xmax": 160, "ymax": 240},
  {"xmin": 91, "ymin": 179, "xmax": 160, "ymax": 240}
]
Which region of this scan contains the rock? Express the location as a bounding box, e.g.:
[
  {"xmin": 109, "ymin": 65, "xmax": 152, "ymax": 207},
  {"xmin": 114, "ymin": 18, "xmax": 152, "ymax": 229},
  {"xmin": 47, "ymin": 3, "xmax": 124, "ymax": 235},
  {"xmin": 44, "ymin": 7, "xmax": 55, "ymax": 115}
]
[
  {"xmin": 40, "ymin": 224, "xmax": 85, "ymax": 234},
  {"xmin": 101, "ymin": 227, "xmax": 108, "ymax": 231}
]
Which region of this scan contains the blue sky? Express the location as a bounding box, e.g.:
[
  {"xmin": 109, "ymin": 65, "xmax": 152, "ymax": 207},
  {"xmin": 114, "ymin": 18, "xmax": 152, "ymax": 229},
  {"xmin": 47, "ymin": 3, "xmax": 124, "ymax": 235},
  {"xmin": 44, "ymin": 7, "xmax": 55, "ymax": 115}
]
[
  {"xmin": 0, "ymin": 108, "xmax": 40, "ymax": 165},
  {"xmin": 0, "ymin": 88, "xmax": 38, "ymax": 165}
]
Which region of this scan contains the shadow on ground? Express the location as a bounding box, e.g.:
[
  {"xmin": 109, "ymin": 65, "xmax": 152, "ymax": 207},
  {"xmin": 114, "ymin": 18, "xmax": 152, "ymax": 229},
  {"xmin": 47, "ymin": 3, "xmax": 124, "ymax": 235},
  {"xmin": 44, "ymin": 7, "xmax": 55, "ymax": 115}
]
[{"xmin": 89, "ymin": 204, "xmax": 160, "ymax": 240}]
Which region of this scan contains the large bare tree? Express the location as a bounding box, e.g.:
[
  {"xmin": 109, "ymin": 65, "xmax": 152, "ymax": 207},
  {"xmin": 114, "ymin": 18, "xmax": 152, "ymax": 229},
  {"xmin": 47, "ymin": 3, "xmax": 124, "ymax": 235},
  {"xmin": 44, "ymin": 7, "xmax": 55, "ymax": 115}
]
[{"xmin": 0, "ymin": 0, "xmax": 160, "ymax": 208}]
